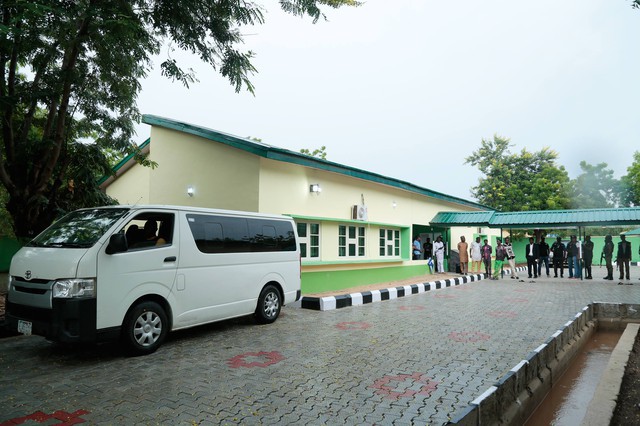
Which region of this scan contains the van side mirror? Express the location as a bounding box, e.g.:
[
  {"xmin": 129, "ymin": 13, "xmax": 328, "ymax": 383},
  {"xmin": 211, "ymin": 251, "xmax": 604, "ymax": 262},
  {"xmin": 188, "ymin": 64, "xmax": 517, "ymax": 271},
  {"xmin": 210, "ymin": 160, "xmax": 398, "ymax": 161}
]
[{"xmin": 106, "ymin": 233, "xmax": 128, "ymax": 254}]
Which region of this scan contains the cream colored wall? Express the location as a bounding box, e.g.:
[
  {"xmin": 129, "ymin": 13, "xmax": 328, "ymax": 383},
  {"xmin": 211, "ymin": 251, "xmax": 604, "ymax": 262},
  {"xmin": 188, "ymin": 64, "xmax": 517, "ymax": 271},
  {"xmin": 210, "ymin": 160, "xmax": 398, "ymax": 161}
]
[
  {"xmin": 258, "ymin": 158, "xmax": 478, "ymax": 224},
  {"xmin": 144, "ymin": 127, "xmax": 260, "ymax": 210},
  {"xmin": 449, "ymin": 227, "xmax": 503, "ymax": 253},
  {"xmin": 259, "ymin": 158, "xmax": 483, "ymax": 262},
  {"xmin": 105, "ymin": 161, "xmax": 151, "ymax": 205}
]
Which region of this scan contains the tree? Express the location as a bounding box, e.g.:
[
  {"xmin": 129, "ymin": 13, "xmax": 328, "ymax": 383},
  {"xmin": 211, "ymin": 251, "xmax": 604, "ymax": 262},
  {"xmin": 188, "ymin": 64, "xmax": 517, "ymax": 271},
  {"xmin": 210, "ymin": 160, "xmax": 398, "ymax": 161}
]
[
  {"xmin": 465, "ymin": 135, "xmax": 571, "ymax": 212},
  {"xmin": 621, "ymin": 151, "xmax": 640, "ymax": 206},
  {"xmin": 0, "ymin": 0, "xmax": 359, "ymax": 238},
  {"xmin": 569, "ymin": 161, "xmax": 620, "ymax": 209},
  {"xmin": 300, "ymin": 145, "xmax": 327, "ymax": 160}
]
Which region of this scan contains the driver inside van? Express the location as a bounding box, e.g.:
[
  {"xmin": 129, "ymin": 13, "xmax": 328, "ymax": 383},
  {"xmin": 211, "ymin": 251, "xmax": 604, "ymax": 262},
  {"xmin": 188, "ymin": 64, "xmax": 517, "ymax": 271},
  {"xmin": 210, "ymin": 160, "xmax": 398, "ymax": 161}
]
[{"xmin": 144, "ymin": 220, "xmax": 167, "ymax": 246}]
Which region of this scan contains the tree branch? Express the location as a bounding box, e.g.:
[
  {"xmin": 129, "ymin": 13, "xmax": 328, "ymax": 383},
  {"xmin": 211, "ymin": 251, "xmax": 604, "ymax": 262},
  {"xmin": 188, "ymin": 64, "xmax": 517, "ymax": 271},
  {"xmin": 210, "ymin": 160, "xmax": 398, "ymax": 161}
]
[{"xmin": 35, "ymin": 12, "xmax": 92, "ymax": 193}]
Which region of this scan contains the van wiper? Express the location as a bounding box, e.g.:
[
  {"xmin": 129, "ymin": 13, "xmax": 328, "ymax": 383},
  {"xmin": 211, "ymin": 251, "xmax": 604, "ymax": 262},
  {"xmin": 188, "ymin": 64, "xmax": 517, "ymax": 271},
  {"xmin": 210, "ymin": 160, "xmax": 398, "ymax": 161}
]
[{"xmin": 50, "ymin": 242, "xmax": 93, "ymax": 248}]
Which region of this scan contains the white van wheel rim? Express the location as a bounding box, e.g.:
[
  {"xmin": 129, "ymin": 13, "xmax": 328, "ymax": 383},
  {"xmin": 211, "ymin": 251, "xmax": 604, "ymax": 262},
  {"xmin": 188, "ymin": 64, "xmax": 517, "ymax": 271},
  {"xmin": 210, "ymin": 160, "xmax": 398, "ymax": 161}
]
[
  {"xmin": 264, "ymin": 292, "xmax": 279, "ymax": 318},
  {"xmin": 133, "ymin": 311, "xmax": 162, "ymax": 346}
]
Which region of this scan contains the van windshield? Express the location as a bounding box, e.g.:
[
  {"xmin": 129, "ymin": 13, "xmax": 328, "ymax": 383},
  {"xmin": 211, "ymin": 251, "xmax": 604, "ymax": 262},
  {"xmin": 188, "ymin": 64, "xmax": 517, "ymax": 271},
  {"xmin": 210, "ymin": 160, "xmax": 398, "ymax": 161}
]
[{"xmin": 28, "ymin": 208, "xmax": 130, "ymax": 248}]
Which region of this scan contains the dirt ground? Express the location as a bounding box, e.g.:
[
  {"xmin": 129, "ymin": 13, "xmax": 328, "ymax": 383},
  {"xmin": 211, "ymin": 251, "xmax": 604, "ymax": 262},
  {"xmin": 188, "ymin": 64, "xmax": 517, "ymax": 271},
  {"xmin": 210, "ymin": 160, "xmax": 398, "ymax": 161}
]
[
  {"xmin": 611, "ymin": 331, "xmax": 640, "ymax": 425},
  {"xmin": 2, "ymin": 274, "xmax": 640, "ymax": 420}
]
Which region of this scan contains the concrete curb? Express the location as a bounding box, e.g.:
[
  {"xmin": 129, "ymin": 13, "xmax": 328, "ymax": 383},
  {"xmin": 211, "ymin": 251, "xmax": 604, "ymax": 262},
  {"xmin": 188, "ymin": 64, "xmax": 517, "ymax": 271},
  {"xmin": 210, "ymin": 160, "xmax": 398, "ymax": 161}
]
[
  {"xmin": 300, "ymin": 267, "xmax": 529, "ymax": 311},
  {"xmin": 449, "ymin": 303, "xmax": 640, "ymax": 426},
  {"xmin": 581, "ymin": 323, "xmax": 640, "ymax": 426}
]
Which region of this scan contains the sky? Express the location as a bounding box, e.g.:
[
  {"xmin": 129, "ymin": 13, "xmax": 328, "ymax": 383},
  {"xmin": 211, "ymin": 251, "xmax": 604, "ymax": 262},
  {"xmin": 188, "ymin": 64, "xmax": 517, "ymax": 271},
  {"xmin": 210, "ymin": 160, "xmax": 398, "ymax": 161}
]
[{"xmin": 135, "ymin": 0, "xmax": 640, "ymax": 201}]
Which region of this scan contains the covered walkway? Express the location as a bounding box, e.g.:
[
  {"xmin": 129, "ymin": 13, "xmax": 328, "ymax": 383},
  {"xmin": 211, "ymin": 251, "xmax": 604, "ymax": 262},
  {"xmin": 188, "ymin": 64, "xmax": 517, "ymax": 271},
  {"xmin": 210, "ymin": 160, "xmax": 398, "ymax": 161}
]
[{"xmin": 430, "ymin": 207, "xmax": 640, "ymax": 231}]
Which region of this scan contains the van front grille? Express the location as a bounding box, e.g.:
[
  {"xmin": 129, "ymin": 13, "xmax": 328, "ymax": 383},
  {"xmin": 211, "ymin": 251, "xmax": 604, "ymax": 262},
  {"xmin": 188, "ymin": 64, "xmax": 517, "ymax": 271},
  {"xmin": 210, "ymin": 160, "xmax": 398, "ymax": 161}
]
[
  {"xmin": 14, "ymin": 286, "xmax": 47, "ymax": 295},
  {"xmin": 12, "ymin": 276, "xmax": 51, "ymax": 285}
]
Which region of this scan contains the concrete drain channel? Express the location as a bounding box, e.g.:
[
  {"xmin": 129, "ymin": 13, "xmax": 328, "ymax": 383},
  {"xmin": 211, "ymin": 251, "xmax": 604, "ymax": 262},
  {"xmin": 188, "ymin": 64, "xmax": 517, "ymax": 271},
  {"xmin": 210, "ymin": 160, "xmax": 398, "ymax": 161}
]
[{"xmin": 450, "ymin": 303, "xmax": 640, "ymax": 426}]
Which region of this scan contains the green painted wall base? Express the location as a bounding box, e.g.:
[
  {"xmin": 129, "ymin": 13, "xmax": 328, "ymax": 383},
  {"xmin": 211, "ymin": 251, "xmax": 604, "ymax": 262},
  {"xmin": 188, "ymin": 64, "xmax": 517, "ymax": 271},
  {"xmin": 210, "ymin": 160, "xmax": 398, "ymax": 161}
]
[{"xmin": 301, "ymin": 264, "xmax": 441, "ymax": 294}]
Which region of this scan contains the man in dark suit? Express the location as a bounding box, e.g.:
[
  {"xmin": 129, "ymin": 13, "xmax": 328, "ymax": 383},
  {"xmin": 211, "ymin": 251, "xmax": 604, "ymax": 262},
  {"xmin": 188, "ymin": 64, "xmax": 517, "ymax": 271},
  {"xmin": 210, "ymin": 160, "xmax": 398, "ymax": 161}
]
[
  {"xmin": 525, "ymin": 237, "xmax": 540, "ymax": 279},
  {"xmin": 617, "ymin": 235, "xmax": 632, "ymax": 281}
]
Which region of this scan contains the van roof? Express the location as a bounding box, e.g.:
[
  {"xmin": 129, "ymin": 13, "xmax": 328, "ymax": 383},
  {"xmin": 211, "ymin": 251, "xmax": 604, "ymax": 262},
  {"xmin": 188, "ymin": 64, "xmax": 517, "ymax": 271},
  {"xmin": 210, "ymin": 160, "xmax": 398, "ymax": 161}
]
[{"xmin": 79, "ymin": 205, "xmax": 294, "ymax": 220}]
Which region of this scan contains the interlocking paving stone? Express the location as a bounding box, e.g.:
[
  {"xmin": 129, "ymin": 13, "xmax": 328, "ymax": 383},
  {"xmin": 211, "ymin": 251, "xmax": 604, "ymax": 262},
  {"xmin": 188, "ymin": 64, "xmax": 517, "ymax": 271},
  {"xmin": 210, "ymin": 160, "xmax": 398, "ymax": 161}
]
[{"xmin": 2, "ymin": 273, "xmax": 640, "ymax": 425}]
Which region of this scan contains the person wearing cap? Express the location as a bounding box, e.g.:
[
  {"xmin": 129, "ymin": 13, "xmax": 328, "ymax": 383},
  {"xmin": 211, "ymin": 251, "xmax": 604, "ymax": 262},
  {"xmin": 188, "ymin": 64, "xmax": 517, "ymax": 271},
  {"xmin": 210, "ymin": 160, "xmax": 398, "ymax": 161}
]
[
  {"xmin": 583, "ymin": 236, "xmax": 594, "ymax": 280},
  {"xmin": 602, "ymin": 235, "xmax": 614, "ymax": 280},
  {"xmin": 503, "ymin": 237, "xmax": 519, "ymax": 280}
]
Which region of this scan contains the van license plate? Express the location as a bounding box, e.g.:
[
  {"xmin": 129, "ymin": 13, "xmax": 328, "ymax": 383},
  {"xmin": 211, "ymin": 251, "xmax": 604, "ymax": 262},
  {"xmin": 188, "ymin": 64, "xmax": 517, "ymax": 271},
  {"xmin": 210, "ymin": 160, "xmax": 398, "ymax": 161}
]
[{"xmin": 17, "ymin": 320, "xmax": 32, "ymax": 336}]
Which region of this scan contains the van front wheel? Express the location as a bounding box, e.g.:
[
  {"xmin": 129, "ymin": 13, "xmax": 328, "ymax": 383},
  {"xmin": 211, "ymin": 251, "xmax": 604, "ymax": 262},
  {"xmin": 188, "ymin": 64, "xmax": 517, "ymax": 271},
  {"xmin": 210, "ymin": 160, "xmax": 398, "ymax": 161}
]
[
  {"xmin": 122, "ymin": 301, "xmax": 168, "ymax": 356},
  {"xmin": 255, "ymin": 285, "xmax": 281, "ymax": 324}
]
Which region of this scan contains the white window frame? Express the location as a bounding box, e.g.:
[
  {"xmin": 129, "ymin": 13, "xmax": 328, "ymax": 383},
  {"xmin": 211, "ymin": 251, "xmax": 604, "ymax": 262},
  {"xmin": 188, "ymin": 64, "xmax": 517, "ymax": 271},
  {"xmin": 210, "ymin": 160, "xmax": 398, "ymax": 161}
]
[
  {"xmin": 297, "ymin": 222, "xmax": 320, "ymax": 259},
  {"xmin": 379, "ymin": 228, "xmax": 400, "ymax": 257},
  {"xmin": 339, "ymin": 224, "xmax": 365, "ymax": 257}
]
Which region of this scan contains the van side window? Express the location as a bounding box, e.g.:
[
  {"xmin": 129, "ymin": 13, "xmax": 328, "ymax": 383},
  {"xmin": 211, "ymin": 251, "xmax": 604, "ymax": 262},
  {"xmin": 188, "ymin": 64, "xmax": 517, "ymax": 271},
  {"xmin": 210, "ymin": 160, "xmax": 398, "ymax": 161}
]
[
  {"xmin": 187, "ymin": 214, "xmax": 295, "ymax": 253},
  {"xmin": 122, "ymin": 212, "xmax": 174, "ymax": 250}
]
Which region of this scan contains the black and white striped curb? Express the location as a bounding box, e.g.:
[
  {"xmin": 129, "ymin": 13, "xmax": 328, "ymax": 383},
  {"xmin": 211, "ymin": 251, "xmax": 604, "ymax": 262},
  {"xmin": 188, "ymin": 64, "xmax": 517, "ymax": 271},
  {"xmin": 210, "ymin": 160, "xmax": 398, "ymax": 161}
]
[{"xmin": 300, "ymin": 266, "xmax": 528, "ymax": 311}]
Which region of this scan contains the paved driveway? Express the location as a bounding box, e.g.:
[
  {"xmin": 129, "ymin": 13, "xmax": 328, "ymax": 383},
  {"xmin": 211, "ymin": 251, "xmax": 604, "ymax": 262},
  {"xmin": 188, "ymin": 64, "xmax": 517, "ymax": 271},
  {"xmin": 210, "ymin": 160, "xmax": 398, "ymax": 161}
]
[{"xmin": 2, "ymin": 275, "xmax": 640, "ymax": 425}]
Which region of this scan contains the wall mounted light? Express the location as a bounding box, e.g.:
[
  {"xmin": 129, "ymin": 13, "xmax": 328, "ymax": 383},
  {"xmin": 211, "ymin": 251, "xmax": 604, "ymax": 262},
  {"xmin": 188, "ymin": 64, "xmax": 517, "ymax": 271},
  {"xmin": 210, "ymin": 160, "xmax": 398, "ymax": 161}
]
[
  {"xmin": 187, "ymin": 185, "xmax": 195, "ymax": 197},
  {"xmin": 309, "ymin": 183, "xmax": 322, "ymax": 194},
  {"xmin": 392, "ymin": 201, "xmax": 397, "ymax": 209}
]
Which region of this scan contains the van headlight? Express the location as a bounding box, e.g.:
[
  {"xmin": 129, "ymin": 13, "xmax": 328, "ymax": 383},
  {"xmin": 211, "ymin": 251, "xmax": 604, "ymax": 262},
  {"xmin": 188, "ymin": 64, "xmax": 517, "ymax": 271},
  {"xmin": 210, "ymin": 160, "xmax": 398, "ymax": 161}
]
[{"xmin": 53, "ymin": 278, "xmax": 96, "ymax": 298}]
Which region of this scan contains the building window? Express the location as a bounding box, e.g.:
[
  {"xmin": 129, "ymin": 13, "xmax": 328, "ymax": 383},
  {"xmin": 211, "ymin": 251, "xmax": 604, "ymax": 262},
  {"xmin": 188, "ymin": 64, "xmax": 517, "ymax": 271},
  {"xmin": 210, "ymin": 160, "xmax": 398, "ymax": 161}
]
[
  {"xmin": 297, "ymin": 222, "xmax": 320, "ymax": 259},
  {"xmin": 339, "ymin": 224, "xmax": 365, "ymax": 257},
  {"xmin": 379, "ymin": 228, "xmax": 400, "ymax": 257}
]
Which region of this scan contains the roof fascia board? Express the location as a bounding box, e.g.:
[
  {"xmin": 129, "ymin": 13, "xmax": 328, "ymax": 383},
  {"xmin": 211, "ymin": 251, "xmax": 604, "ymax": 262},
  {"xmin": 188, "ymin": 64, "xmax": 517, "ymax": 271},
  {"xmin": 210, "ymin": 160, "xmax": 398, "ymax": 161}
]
[
  {"xmin": 142, "ymin": 114, "xmax": 488, "ymax": 210},
  {"xmin": 98, "ymin": 138, "xmax": 150, "ymax": 187}
]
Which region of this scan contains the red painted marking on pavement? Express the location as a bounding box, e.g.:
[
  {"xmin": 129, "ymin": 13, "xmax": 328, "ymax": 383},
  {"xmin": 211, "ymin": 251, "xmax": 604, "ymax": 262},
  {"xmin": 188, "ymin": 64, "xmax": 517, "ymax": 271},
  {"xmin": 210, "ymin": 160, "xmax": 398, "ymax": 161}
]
[
  {"xmin": 488, "ymin": 311, "xmax": 518, "ymax": 318},
  {"xmin": 504, "ymin": 297, "xmax": 529, "ymax": 303},
  {"xmin": 370, "ymin": 372, "xmax": 439, "ymax": 400},
  {"xmin": 1, "ymin": 409, "xmax": 90, "ymax": 425},
  {"xmin": 335, "ymin": 321, "xmax": 372, "ymax": 330},
  {"xmin": 398, "ymin": 306, "xmax": 426, "ymax": 311},
  {"xmin": 448, "ymin": 331, "xmax": 491, "ymax": 343},
  {"xmin": 226, "ymin": 351, "xmax": 285, "ymax": 368},
  {"xmin": 434, "ymin": 294, "xmax": 456, "ymax": 299}
]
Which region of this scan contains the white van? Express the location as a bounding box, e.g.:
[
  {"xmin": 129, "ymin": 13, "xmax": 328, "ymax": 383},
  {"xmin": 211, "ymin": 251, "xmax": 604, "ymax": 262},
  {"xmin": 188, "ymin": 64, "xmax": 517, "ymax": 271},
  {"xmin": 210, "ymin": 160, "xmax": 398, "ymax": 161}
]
[{"xmin": 5, "ymin": 205, "xmax": 301, "ymax": 355}]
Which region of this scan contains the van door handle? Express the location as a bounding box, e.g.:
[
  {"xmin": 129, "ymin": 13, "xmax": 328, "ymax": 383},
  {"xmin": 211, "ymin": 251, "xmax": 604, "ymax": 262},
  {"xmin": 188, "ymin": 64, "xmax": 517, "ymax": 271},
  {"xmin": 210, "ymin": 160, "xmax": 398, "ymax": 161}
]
[{"xmin": 164, "ymin": 256, "xmax": 177, "ymax": 262}]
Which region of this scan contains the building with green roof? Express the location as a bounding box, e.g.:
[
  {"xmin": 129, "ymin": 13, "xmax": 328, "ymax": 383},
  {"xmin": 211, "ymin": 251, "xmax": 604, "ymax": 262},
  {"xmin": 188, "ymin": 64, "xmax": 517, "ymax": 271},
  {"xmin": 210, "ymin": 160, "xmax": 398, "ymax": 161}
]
[{"xmin": 102, "ymin": 115, "xmax": 491, "ymax": 293}]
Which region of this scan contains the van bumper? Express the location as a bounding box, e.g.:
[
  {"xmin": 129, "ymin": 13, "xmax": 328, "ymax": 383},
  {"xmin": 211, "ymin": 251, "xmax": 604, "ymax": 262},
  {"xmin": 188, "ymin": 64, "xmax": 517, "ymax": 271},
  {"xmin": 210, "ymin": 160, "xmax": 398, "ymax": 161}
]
[{"xmin": 5, "ymin": 297, "xmax": 97, "ymax": 343}]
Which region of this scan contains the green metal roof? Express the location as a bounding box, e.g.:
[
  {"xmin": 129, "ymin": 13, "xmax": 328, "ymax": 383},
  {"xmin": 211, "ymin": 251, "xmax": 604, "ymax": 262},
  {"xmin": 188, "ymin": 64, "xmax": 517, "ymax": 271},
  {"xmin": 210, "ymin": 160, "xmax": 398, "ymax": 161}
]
[
  {"xmin": 623, "ymin": 227, "xmax": 640, "ymax": 235},
  {"xmin": 430, "ymin": 211, "xmax": 496, "ymax": 226},
  {"xmin": 140, "ymin": 114, "xmax": 487, "ymax": 210},
  {"xmin": 430, "ymin": 207, "xmax": 640, "ymax": 229},
  {"xmin": 97, "ymin": 138, "xmax": 150, "ymax": 186}
]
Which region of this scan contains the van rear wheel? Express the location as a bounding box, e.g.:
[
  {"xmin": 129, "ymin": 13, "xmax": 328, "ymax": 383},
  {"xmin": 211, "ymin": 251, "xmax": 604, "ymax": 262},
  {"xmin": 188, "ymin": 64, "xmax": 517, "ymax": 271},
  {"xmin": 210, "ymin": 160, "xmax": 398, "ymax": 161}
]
[
  {"xmin": 255, "ymin": 285, "xmax": 281, "ymax": 324},
  {"xmin": 122, "ymin": 301, "xmax": 168, "ymax": 356}
]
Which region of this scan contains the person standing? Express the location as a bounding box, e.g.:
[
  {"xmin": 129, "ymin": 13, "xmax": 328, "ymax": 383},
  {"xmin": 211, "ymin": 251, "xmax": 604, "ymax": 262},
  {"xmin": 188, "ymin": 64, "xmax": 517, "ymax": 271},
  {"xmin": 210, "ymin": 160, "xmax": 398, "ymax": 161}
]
[
  {"xmin": 482, "ymin": 239, "xmax": 493, "ymax": 278},
  {"xmin": 433, "ymin": 235, "xmax": 446, "ymax": 274},
  {"xmin": 503, "ymin": 237, "xmax": 519, "ymax": 280},
  {"xmin": 566, "ymin": 235, "xmax": 582, "ymax": 279},
  {"xmin": 412, "ymin": 236, "xmax": 423, "ymax": 260},
  {"xmin": 493, "ymin": 239, "xmax": 506, "ymax": 280},
  {"xmin": 538, "ymin": 237, "xmax": 550, "ymax": 277},
  {"xmin": 583, "ymin": 235, "xmax": 594, "ymax": 280},
  {"xmin": 424, "ymin": 237, "xmax": 433, "ymax": 260},
  {"xmin": 469, "ymin": 237, "xmax": 482, "ymax": 274},
  {"xmin": 602, "ymin": 235, "xmax": 614, "ymax": 280},
  {"xmin": 525, "ymin": 237, "xmax": 539, "ymax": 279},
  {"xmin": 551, "ymin": 237, "xmax": 566, "ymax": 278},
  {"xmin": 458, "ymin": 236, "xmax": 469, "ymax": 275},
  {"xmin": 617, "ymin": 235, "xmax": 632, "ymax": 281}
]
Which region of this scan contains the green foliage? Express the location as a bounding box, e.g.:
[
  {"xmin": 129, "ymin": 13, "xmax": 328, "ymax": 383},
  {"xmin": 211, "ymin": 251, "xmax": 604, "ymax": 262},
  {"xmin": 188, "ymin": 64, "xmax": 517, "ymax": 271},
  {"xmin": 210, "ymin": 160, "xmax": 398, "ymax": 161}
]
[
  {"xmin": 621, "ymin": 151, "xmax": 640, "ymax": 206},
  {"xmin": 300, "ymin": 146, "xmax": 328, "ymax": 160},
  {"xmin": 0, "ymin": 0, "xmax": 358, "ymax": 238},
  {"xmin": 465, "ymin": 135, "xmax": 571, "ymax": 212},
  {"xmin": 569, "ymin": 161, "xmax": 620, "ymax": 209}
]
